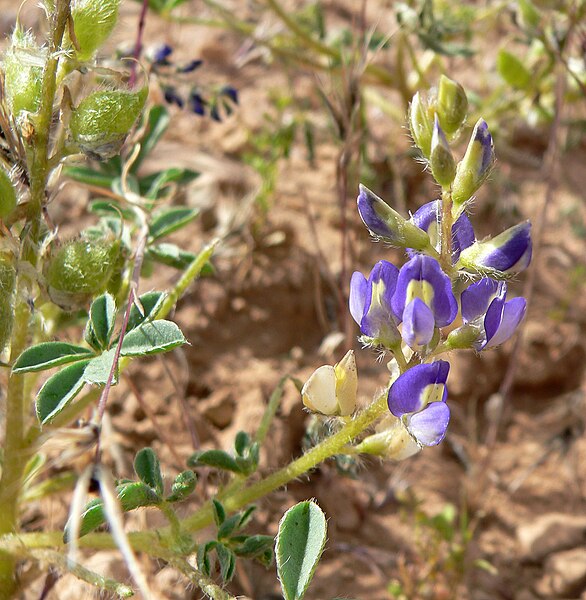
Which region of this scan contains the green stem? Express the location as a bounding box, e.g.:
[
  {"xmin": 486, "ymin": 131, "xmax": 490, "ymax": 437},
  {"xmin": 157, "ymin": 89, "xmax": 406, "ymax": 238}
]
[
  {"xmin": 0, "ymin": 2, "xmax": 71, "ymax": 595},
  {"xmin": 440, "ymin": 188, "xmax": 454, "ymax": 272}
]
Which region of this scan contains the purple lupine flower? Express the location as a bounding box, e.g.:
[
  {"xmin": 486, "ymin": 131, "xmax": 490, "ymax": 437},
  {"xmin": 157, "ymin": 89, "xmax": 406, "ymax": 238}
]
[
  {"xmin": 349, "ymin": 260, "xmax": 401, "ymax": 348},
  {"xmin": 178, "ymin": 59, "xmax": 203, "ymax": 73},
  {"xmin": 391, "ymin": 255, "xmax": 458, "ymax": 349},
  {"xmin": 163, "ymin": 87, "xmax": 184, "ymax": 108},
  {"xmin": 408, "ymin": 200, "xmax": 475, "ymax": 262},
  {"xmin": 461, "ymin": 278, "xmax": 526, "ymax": 350},
  {"xmin": 153, "ymin": 44, "xmax": 173, "ymax": 64},
  {"xmin": 388, "ymin": 360, "xmax": 451, "ymax": 446},
  {"xmin": 220, "ymin": 86, "xmax": 239, "ymax": 104},
  {"xmin": 189, "ymin": 91, "xmax": 206, "ymax": 116},
  {"xmin": 357, "ymin": 185, "xmax": 432, "ymax": 251},
  {"xmin": 458, "ymin": 221, "xmax": 532, "ymax": 275}
]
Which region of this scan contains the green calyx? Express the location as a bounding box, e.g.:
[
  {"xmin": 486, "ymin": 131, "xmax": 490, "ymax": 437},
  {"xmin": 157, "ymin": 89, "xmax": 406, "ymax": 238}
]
[
  {"xmin": 70, "ymin": 0, "xmax": 121, "ymax": 61},
  {"xmin": 3, "ymin": 28, "xmax": 44, "ymax": 118},
  {"xmin": 70, "ymin": 87, "xmax": 148, "ymax": 159},
  {"xmin": 45, "ymin": 237, "xmax": 122, "ymax": 310},
  {"xmin": 436, "ymin": 75, "xmax": 468, "ymax": 136}
]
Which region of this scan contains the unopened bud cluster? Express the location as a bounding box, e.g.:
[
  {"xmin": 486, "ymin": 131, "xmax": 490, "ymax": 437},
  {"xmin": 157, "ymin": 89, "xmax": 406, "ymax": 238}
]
[{"xmin": 302, "ymin": 77, "xmax": 532, "ymax": 462}]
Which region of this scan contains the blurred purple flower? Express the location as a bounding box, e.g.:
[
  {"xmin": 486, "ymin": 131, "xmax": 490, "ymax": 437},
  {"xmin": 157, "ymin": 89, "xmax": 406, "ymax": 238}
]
[
  {"xmin": 163, "ymin": 87, "xmax": 184, "ymax": 108},
  {"xmin": 391, "ymin": 255, "xmax": 457, "ymax": 349},
  {"xmin": 153, "ymin": 44, "xmax": 173, "ymax": 64},
  {"xmin": 189, "ymin": 91, "xmax": 206, "ymax": 116},
  {"xmin": 408, "ymin": 199, "xmax": 475, "ymax": 262},
  {"xmin": 221, "ymin": 86, "xmax": 239, "ymax": 104},
  {"xmin": 388, "ymin": 361, "xmax": 451, "ymax": 446},
  {"xmin": 461, "ymin": 278, "xmax": 526, "ymax": 350},
  {"xmin": 349, "ymin": 260, "xmax": 401, "ymax": 348},
  {"xmin": 178, "ymin": 59, "xmax": 203, "ymax": 73}
]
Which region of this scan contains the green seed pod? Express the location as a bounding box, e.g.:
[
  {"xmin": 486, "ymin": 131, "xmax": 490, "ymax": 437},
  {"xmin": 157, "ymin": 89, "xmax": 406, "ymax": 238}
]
[
  {"xmin": 45, "ymin": 237, "xmax": 121, "ymax": 310},
  {"xmin": 0, "ymin": 168, "xmax": 17, "ymax": 219},
  {"xmin": 3, "ymin": 28, "xmax": 44, "ymax": 117},
  {"xmin": 70, "ymin": 0, "xmax": 121, "ymax": 61},
  {"xmin": 0, "ymin": 252, "xmax": 16, "ymax": 353},
  {"xmin": 436, "ymin": 75, "xmax": 468, "ymax": 135},
  {"xmin": 70, "ymin": 87, "xmax": 148, "ymax": 160}
]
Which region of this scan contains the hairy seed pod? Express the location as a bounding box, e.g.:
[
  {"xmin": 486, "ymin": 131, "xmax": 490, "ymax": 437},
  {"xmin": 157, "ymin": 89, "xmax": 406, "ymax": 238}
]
[
  {"xmin": 0, "ymin": 252, "xmax": 16, "ymax": 353},
  {"xmin": 45, "ymin": 237, "xmax": 121, "ymax": 310},
  {"xmin": 70, "ymin": 87, "xmax": 148, "ymax": 159},
  {"xmin": 3, "ymin": 28, "xmax": 44, "ymax": 117},
  {"xmin": 0, "ymin": 168, "xmax": 17, "ymax": 219},
  {"xmin": 71, "ymin": 0, "xmax": 121, "ymax": 61}
]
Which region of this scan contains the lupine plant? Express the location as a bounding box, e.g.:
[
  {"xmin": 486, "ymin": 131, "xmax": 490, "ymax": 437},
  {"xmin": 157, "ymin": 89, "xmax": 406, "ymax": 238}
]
[{"xmin": 0, "ymin": 0, "xmax": 533, "ymax": 597}]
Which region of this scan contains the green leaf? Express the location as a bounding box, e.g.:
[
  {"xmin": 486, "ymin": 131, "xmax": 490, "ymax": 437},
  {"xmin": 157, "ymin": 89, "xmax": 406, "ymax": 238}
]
[
  {"xmin": 197, "ymin": 540, "xmax": 216, "ymax": 576},
  {"xmin": 234, "ymin": 535, "xmax": 274, "ymax": 559},
  {"xmin": 217, "ymin": 513, "xmax": 242, "ymax": 540},
  {"xmin": 120, "ymin": 320, "xmax": 186, "ymax": 356},
  {"xmin": 187, "ymin": 450, "xmax": 242, "ymax": 474},
  {"xmin": 127, "ymin": 292, "xmax": 166, "ymax": 331},
  {"xmin": 13, "ymin": 342, "xmax": 93, "ymax": 373},
  {"xmin": 216, "ymin": 544, "xmax": 236, "ymax": 582},
  {"xmin": 147, "ymin": 243, "xmax": 199, "ymax": 270},
  {"xmin": 167, "ymin": 470, "xmax": 197, "ymax": 502},
  {"xmin": 142, "ymin": 168, "xmax": 200, "ymax": 200},
  {"xmin": 63, "ymin": 165, "xmax": 116, "ymax": 189},
  {"xmin": 234, "ymin": 431, "xmax": 250, "ymax": 457},
  {"xmin": 276, "ymin": 501, "xmax": 328, "ymax": 600},
  {"xmin": 36, "ymin": 360, "xmax": 90, "ymax": 424},
  {"xmin": 83, "ymin": 349, "xmax": 117, "ymax": 385},
  {"xmin": 86, "ymin": 293, "xmax": 116, "ymax": 350},
  {"xmin": 237, "ymin": 505, "xmax": 257, "ymax": 530},
  {"xmin": 132, "ymin": 105, "xmax": 170, "ymax": 172},
  {"xmin": 497, "ymin": 50, "xmax": 532, "ymax": 90},
  {"xmin": 63, "ymin": 481, "xmax": 161, "ymax": 541},
  {"xmin": 89, "ymin": 199, "xmax": 138, "ymax": 221},
  {"xmin": 134, "ymin": 448, "xmax": 164, "ymax": 495},
  {"xmin": 148, "ymin": 207, "xmax": 200, "ymax": 241},
  {"xmin": 212, "ymin": 499, "xmax": 226, "ymax": 526}
]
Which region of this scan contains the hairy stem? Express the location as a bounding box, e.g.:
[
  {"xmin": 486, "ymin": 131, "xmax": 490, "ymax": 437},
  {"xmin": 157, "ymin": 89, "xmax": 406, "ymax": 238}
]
[{"xmin": 0, "ymin": 1, "xmax": 71, "ymax": 595}]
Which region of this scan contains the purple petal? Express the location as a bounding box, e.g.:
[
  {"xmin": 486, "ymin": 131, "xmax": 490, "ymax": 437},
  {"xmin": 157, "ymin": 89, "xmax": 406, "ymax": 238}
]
[
  {"xmin": 392, "ymin": 255, "xmax": 457, "ymax": 327},
  {"xmin": 461, "ymin": 278, "xmax": 501, "ymax": 323},
  {"xmin": 469, "ymin": 222, "xmax": 532, "ymax": 274},
  {"xmin": 409, "ymin": 200, "xmax": 475, "ymax": 262},
  {"xmin": 473, "ymin": 119, "xmax": 494, "ymax": 178},
  {"xmin": 406, "ymin": 401, "xmax": 450, "ymax": 446},
  {"xmin": 388, "ymin": 361, "xmax": 450, "ymax": 417},
  {"xmin": 482, "ymin": 286, "xmax": 507, "ymax": 347},
  {"xmin": 485, "ymin": 296, "xmax": 526, "ymax": 348},
  {"xmin": 357, "ymin": 186, "xmax": 397, "ymax": 239},
  {"xmin": 402, "ymin": 298, "xmax": 435, "ymax": 348},
  {"xmin": 349, "ymin": 272, "xmax": 367, "ymax": 325}
]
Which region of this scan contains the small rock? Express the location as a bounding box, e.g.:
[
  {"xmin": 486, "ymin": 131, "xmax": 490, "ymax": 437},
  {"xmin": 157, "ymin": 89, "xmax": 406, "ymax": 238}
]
[
  {"xmin": 200, "ymin": 389, "xmax": 235, "ymax": 428},
  {"xmin": 535, "ymin": 547, "xmax": 586, "ymax": 597},
  {"xmin": 517, "ymin": 513, "xmax": 586, "ymax": 562}
]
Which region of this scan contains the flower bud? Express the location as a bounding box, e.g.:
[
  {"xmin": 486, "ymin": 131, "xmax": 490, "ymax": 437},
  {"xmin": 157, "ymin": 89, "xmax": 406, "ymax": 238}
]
[
  {"xmin": 457, "ymin": 221, "xmax": 532, "ymax": 276},
  {"xmin": 0, "ymin": 251, "xmax": 16, "ymax": 353},
  {"xmin": 444, "ymin": 323, "xmax": 481, "ymax": 350},
  {"xmin": 430, "ymin": 117, "xmax": 456, "ymax": 188},
  {"xmin": 0, "ymin": 168, "xmax": 17, "ymax": 219},
  {"xmin": 408, "ymin": 91, "xmax": 434, "ymax": 158},
  {"xmin": 436, "ymin": 75, "xmax": 468, "ymax": 135},
  {"xmin": 3, "ymin": 28, "xmax": 44, "ymax": 117},
  {"xmin": 452, "ymin": 119, "xmax": 495, "ymax": 214},
  {"xmin": 45, "ymin": 237, "xmax": 122, "ymax": 310},
  {"xmin": 70, "ymin": 87, "xmax": 148, "ymax": 160},
  {"xmin": 302, "ymin": 350, "xmax": 357, "ymax": 416},
  {"xmin": 357, "ymin": 185, "xmax": 431, "ymax": 251},
  {"xmin": 70, "ymin": 0, "xmax": 121, "ymax": 61},
  {"xmin": 354, "ymin": 416, "xmax": 421, "ymax": 461}
]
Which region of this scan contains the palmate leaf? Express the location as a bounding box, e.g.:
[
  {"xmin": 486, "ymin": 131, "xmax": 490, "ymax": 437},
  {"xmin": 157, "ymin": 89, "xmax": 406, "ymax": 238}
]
[
  {"xmin": 13, "ymin": 342, "xmax": 93, "ymax": 373},
  {"xmin": 276, "ymin": 501, "xmax": 327, "ymax": 600}
]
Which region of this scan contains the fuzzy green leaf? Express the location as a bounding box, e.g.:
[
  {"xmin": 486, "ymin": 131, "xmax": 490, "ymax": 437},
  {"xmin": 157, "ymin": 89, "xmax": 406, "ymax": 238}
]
[
  {"xmin": 147, "ymin": 243, "xmax": 214, "ymax": 273},
  {"xmin": 212, "ymin": 499, "xmax": 226, "ymax": 526},
  {"xmin": 119, "ymin": 320, "xmax": 186, "ymax": 357},
  {"xmin": 234, "ymin": 535, "xmax": 274, "ymax": 559},
  {"xmin": 13, "ymin": 342, "xmax": 93, "ymax": 373},
  {"xmin": 148, "ymin": 207, "xmax": 199, "ymax": 241},
  {"xmin": 126, "ymin": 291, "xmax": 166, "ymax": 331},
  {"xmin": 63, "ymin": 165, "xmax": 116, "ymax": 189},
  {"xmin": 167, "ymin": 470, "xmax": 197, "ymax": 502},
  {"xmin": 216, "ymin": 544, "xmax": 236, "ymax": 582},
  {"xmin": 143, "ymin": 168, "xmax": 200, "ymax": 200},
  {"xmin": 86, "ymin": 293, "xmax": 116, "ymax": 350},
  {"xmin": 36, "ymin": 360, "xmax": 90, "ymax": 424},
  {"xmin": 497, "ymin": 50, "xmax": 532, "ymax": 90},
  {"xmin": 187, "ymin": 450, "xmax": 242, "ymax": 473},
  {"xmin": 134, "ymin": 448, "xmax": 164, "ymax": 495},
  {"xmin": 276, "ymin": 501, "xmax": 327, "ymax": 600},
  {"xmin": 83, "ymin": 349, "xmax": 118, "ymax": 385},
  {"xmin": 132, "ymin": 105, "xmax": 170, "ymax": 172}
]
